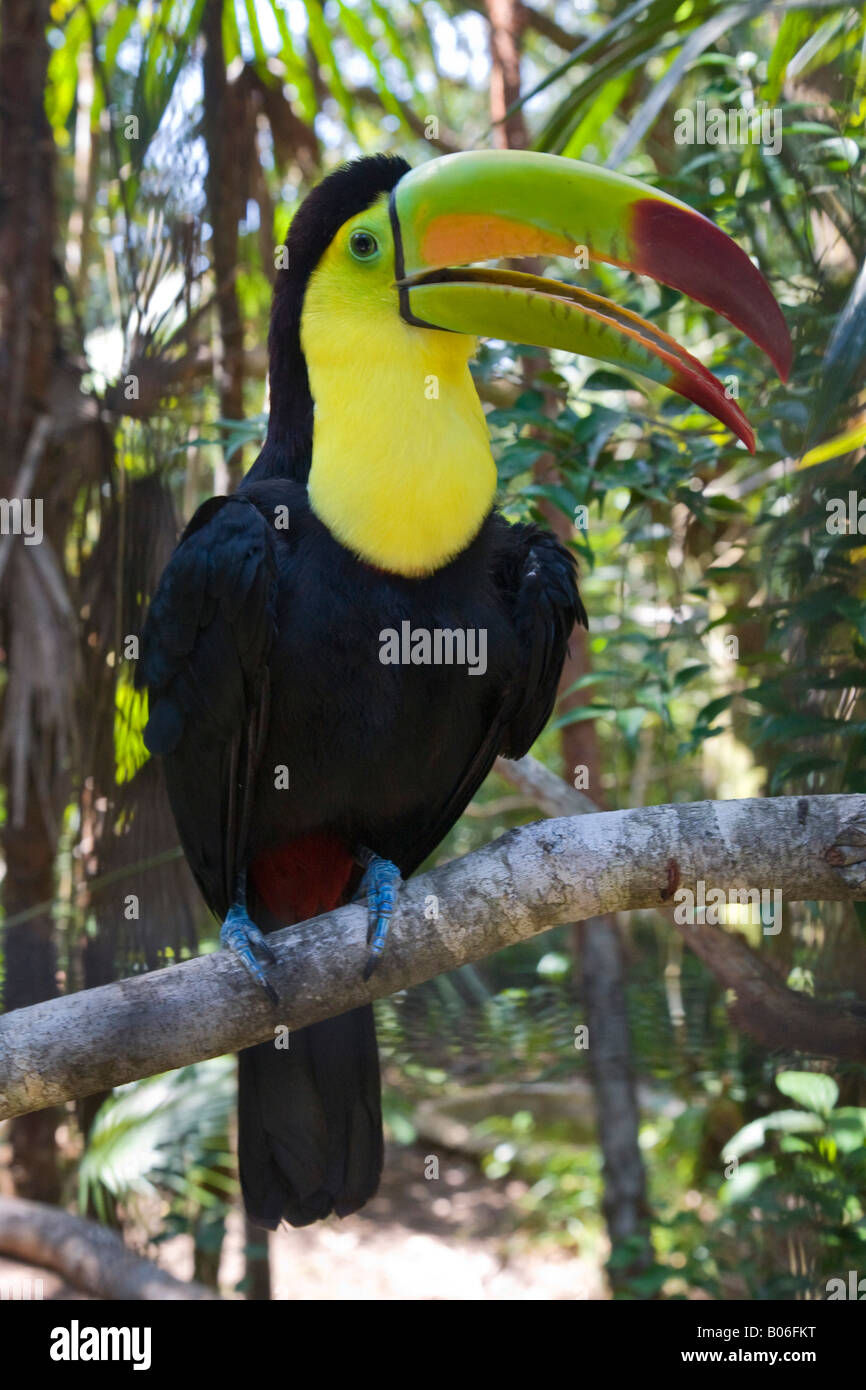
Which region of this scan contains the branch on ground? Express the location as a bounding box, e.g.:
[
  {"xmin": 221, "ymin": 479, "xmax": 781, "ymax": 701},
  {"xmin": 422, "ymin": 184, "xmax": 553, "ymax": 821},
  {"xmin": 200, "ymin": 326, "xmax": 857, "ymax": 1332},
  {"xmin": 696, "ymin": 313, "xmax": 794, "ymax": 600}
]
[{"xmin": 0, "ymin": 1197, "xmax": 218, "ymax": 1300}]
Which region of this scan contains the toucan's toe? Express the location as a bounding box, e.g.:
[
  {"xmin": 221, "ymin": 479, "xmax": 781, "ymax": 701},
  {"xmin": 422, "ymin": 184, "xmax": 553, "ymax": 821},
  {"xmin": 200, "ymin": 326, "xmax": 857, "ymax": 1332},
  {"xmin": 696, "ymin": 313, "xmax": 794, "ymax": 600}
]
[
  {"xmin": 355, "ymin": 850, "xmax": 401, "ymax": 978},
  {"xmin": 221, "ymin": 904, "xmax": 280, "ymax": 1003}
]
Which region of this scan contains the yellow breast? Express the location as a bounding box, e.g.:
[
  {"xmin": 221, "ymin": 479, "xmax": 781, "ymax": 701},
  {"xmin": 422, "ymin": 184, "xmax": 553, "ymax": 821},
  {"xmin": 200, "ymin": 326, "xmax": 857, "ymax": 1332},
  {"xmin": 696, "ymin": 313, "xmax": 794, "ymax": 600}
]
[{"xmin": 300, "ymin": 206, "xmax": 497, "ymax": 577}]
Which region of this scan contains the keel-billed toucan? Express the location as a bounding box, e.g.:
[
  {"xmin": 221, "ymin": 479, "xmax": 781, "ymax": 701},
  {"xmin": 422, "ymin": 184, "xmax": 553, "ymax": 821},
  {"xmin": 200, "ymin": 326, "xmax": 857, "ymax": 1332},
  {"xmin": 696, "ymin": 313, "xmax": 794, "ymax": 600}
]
[{"xmin": 140, "ymin": 151, "xmax": 790, "ymax": 1229}]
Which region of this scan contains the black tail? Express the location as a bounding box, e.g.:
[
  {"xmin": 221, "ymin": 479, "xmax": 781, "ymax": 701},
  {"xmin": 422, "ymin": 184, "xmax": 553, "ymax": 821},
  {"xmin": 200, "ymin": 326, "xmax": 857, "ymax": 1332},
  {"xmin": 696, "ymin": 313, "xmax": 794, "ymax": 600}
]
[{"xmin": 238, "ymin": 1004, "xmax": 384, "ymax": 1229}]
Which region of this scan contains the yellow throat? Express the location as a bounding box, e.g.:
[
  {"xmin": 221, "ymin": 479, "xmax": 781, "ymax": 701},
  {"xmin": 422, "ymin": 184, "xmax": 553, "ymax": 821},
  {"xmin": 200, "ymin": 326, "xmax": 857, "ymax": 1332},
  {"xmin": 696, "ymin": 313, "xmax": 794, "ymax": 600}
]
[{"xmin": 299, "ymin": 198, "xmax": 497, "ymax": 577}]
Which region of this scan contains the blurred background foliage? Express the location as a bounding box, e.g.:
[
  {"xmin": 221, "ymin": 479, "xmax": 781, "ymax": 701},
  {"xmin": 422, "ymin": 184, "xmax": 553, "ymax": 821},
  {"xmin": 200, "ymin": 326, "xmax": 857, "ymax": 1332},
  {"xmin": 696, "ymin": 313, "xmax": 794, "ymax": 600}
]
[{"xmin": 0, "ymin": 0, "xmax": 865, "ymax": 1299}]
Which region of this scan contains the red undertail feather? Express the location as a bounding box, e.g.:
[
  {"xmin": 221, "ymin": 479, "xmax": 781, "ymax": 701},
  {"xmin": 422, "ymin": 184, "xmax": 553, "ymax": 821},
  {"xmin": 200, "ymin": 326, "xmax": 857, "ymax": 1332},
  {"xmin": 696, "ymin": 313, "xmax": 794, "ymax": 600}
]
[{"xmin": 251, "ymin": 832, "xmax": 356, "ymax": 923}]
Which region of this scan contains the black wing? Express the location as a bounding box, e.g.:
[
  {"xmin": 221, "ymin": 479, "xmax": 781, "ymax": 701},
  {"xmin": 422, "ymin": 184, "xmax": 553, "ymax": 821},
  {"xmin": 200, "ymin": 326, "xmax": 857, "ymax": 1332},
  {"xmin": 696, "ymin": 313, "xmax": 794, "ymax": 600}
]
[
  {"xmin": 400, "ymin": 518, "xmax": 586, "ymax": 875},
  {"xmin": 138, "ymin": 494, "xmax": 278, "ymax": 918}
]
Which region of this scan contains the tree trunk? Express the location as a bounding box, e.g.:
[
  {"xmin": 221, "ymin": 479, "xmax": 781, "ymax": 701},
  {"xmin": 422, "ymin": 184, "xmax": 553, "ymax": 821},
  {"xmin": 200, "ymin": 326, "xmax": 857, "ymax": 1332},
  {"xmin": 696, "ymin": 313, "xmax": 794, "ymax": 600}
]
[
  {"xmin": 484, "ymin": 0, "xmax": 653, "ymax": 1286},
  {"xmin": 0, "ymin": 0, "xmax": 61, "ymax": 1205},
  {"xmin": 202, "ymin": 0, "xmax": 247, "ymax": 491}
]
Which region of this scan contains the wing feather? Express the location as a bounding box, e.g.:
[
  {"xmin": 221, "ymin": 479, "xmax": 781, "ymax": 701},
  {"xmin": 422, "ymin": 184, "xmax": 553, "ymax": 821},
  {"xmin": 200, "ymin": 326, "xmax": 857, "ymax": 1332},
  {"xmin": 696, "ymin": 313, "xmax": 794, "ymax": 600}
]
[
  {"xmin": 138, "ymin": 495, "xmax": 278, "ymax": 915},
  {"xmin": 400, "ymin": 518, "xmax": 585, "ymax": 875}
]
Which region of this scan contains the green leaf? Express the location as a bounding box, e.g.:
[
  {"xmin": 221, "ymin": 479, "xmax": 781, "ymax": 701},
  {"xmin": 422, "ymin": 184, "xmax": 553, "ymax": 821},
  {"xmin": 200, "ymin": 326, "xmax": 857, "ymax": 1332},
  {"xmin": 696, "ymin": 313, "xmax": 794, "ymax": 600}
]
[
  {"xmin": 694, "ymin": 693, "xmax": 734, "ymax": 728},
  {"xmin": 607, "ymin": 0, "xmax": 784, "ymax": 168},
  {"xmin": 808, "ymin": 259, "xmax": 866, "ymax": 443},
  {"xmin": 336, "ymin": 2, "xmax": 404, "ymax": 125},
  {"xmin": 104, "ymin": 4, "xmax": 138, "ymax": 80},
  {"xmin": 827, "ymin": 1108, "xmax": 866, "ymax": 1154},
  {"xmin": 552, "ymin": 703, "xmax": 616, "ymax": 729},
  {"xmin": 719, "ymin": 1158, "xmax": 776, "ymax": 1204},
  {"xmin": 561, "ymin": 71, "xmax": 633, "ymax": 159},
  {"xmin": 560, "ymin": 670, "xmax": 621, "ymax": 697},
  {"xmin": 306, "ymin": 0, "xmax": 357, "ymax": 136},
  {"xmin": 584, "ymin": 369, "xmax": 637, "ymax": 393},
  {"xmin": 775, "ymin": 1070, "xmax": 839, "ymax": 1117},
  {"xmin": 127, "ymin": 0, "xmax": 207, "ymax": 171},
  {"xmin": 672, "ymin": 663, "xmax": 709, "ymax": 690},
  {"xmin": 764, "ymin": 11, "xmax": 813, "ymax": 104},
  {"xmin": 517, "ymin": 0, "xmax": 660, "ymax": 114},
  {"xmin": 786, "ymin": 8, "xmax": 855, "ymax": 83},
  {"xmin": 723, "ymin": 1109, "xmax": 825, "ymax": 1161},
  {"xmin": 370, "ymin": 0, "xmax": 422, "ymax": 100},
  {"xmin": 243, "ymin": 0, "xmax": 269, "ymax": 70},
  {"xmin": 222, "ymin": 0, "xmax": 242, "ymax": 66},
  {"xmin": 616, "ymin": 706, "xmax": 648, "ymax": 743},
  {"xmin": 266, "ymin": 0, "xmax": 317, "ymax": 119}
]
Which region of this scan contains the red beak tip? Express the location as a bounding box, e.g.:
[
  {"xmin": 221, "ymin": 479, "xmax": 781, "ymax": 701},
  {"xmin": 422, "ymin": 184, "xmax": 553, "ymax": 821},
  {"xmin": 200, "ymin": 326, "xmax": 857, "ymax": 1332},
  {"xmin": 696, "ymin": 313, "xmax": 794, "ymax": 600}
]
[
  {"xmin": 630, "ymin": 200, "xmax": 792, "ymax": 383},
  {"xmin": 764, "ymin": 326, "xmax": 793, "ymax": 383}
]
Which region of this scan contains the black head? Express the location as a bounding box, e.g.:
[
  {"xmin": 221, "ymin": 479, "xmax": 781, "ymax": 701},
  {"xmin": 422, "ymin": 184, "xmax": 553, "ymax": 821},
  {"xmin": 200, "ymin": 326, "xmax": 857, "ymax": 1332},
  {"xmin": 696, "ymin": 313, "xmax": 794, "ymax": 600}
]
[{"xmin": 246, "ymin": 154, "xmax": 411, "ymax": 486}]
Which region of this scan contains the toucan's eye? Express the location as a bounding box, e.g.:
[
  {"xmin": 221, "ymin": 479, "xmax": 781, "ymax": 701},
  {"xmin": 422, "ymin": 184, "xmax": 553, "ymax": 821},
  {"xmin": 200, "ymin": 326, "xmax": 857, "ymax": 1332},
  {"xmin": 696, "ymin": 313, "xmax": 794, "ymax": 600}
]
[{"xmin": 349, "ymin": 229, "xmax": 379, "ymax": 261}]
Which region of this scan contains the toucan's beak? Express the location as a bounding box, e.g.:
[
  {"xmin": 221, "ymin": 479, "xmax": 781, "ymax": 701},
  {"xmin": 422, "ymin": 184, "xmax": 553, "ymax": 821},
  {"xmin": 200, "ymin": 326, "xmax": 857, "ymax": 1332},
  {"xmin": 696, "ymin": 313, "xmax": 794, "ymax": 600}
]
[{"xmin": 391, "ymin": 151, "xmax": 792, "ymax": 453}]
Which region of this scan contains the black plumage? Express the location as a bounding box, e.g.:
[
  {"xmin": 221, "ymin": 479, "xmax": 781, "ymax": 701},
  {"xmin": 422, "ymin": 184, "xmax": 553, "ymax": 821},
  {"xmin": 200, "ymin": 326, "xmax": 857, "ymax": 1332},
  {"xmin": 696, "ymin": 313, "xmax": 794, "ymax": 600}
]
[{"xmin": 139, "ymin": 156, "xmax": 585, "ymax": 1229}]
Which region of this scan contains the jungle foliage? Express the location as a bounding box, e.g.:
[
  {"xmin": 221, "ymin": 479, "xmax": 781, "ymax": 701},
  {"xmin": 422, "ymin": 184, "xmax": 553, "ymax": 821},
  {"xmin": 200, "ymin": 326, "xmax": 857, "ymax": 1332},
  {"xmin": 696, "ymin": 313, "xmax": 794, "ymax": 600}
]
[{"xmin": 1, "ymin": 0, "xmax": 864, "ymax": 1298}]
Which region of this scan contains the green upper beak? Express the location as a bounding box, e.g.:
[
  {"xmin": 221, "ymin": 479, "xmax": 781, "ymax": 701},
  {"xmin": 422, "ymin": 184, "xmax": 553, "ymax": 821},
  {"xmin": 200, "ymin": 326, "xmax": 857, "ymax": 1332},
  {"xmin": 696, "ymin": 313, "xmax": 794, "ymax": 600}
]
[{"xmin": 390, "ymin": 151, "xmax": 792, "ymax": 453}]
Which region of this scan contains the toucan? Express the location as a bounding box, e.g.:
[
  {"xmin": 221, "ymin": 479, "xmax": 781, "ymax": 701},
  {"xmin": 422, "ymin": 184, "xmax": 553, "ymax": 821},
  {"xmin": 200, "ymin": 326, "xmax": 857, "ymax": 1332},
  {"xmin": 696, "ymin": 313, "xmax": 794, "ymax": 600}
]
[{"xmin": 139, "ymin": 150, "xmax": 790, "ymax": 1229}]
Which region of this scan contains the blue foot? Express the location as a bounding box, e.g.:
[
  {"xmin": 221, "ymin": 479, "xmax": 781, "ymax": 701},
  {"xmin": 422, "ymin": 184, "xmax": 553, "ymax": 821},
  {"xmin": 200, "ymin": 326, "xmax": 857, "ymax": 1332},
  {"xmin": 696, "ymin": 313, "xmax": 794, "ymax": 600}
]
[
  {"xmin": 355, "ymin": 850, "xmax": 401, "ymax": 980},
  {"xmin": 220, "ymin": 904, "xmax": 280, "ymax": 1004}
]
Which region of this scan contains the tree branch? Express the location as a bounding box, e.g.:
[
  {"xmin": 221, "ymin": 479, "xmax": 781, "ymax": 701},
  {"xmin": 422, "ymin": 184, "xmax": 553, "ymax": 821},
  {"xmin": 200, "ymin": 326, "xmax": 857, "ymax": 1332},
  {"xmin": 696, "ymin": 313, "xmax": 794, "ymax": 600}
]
[
  {"xmin": 667, "ymin": 914, "xmax": 866, "ymax": 1059},
  {"xmin": 516, "ymin": 1, "xmax": 581, "ymax": 53},
  {"xmin": 453, "ymin": 1, "xmax": 581, "ymax": 55},
  {"xmin": 494, "ymin": 752, "xmax": 598, "ymax": 816},
  {"xmin": 0, "ymin": 1197, "xmax": 218, "ymax": 1299},
  {"xmin": 352, "ymin": 85, "xmax": 463, "ymax": 154},
  {"xmin": 1, "ymin": 794, "xmax": 865, "ymax": 1120},
  {"xmin": 496, "ymin": 758, "xmax": 866, "ymax": 1060}
]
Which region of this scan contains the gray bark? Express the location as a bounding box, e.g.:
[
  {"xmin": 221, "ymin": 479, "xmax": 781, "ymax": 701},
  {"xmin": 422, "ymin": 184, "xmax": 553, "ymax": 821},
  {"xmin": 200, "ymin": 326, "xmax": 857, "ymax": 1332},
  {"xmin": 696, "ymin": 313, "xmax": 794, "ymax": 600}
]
[
  {"xmin": 0, "ymin": 1196, "xmax": 218, "ymax": 1299},
  {"xmin": 1, "ymin": 793, "xmax": 865, "ymax": 1121}
]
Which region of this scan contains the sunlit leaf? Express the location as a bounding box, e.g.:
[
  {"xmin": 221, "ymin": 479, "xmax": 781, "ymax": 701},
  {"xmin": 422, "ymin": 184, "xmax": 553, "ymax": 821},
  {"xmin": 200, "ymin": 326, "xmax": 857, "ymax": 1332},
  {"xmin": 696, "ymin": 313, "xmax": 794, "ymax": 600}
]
[{"xmin": 775, "ymin": 1070, "xmax": 839, "ymax": 1117}]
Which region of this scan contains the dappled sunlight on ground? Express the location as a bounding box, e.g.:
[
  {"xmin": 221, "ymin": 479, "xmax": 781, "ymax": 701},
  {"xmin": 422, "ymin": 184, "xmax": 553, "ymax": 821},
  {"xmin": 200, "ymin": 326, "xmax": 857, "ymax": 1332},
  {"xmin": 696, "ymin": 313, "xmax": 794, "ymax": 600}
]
[{"xmin": 225, "ymin": 1144, "xmax": 605, "ymax": 1300}]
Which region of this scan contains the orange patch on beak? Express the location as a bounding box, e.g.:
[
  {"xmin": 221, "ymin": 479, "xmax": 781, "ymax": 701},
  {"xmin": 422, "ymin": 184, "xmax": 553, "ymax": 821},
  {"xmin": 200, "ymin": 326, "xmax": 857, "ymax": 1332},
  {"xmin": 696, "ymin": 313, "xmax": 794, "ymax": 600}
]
[{"xmin": 421, "ymin": 212, "xmax": 574, "ymax": 268}]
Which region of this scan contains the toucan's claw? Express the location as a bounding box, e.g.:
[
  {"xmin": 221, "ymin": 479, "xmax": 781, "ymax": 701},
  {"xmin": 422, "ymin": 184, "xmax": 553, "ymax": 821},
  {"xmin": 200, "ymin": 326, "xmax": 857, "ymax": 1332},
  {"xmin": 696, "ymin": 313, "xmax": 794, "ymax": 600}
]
[
  {"xmin": 220, "ymin": 904, "xmax": 280, "ymax": 1004},
  {"xmin": 355, "ymin": 850, "xmax": 401, "ymax": 979}
]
